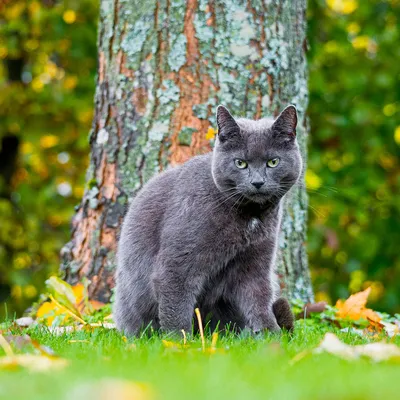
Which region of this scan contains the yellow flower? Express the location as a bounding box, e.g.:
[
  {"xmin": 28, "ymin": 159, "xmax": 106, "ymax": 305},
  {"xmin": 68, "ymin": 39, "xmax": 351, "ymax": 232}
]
[{"xmin": 63, "ymin": 10, "xmax": 76, "ymax": 24}]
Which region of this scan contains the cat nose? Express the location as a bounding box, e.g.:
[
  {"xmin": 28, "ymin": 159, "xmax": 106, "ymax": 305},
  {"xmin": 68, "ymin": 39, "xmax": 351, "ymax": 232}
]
[{"xmin": 251, "ymin": 181, "xmax": 264, "ymax": 189}]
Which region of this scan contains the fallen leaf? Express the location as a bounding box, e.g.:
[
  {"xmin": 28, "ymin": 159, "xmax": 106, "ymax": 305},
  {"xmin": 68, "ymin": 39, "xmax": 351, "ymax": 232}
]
[
  {"xmin": 37, "ymin": 301, "xmax": 68, "ymax": 326},
  {"xmin": 46, "ymin": 276, "xmax": 79, "ymax": 314},
  {"xmin": 336, "ymin": 287, "xmax": 381, "ymax": 323},
  {"xmin": 66, "ymin": 379, "xmax": 154, "ymax": 400},
  {"xmin": 379, "ymin": 321, "xmax": 399, "ymax": 338},
  {"xmin": 0, "ymin": 354, "xmax": 68, "ymax": 372},
  {"xmin": 315, "ymin": 333, "xmax": 400, "ymax": 362},
  {"xmin": 37, "ymin": 277, "xmax": 106, "ymax": 326}
]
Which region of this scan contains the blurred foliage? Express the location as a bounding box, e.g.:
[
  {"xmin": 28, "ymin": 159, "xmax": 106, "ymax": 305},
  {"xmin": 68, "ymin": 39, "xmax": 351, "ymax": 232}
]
[
  {"xmin": 0, "ymin": 0, "xmax": 399, "ymax": 317},
  {"xmin": 0, "ymin": 0, "xmax": 97, "ymax": 317},
  {"xmin": 307, "ymin": 0, "xmax": 400, "ymax": 312}
]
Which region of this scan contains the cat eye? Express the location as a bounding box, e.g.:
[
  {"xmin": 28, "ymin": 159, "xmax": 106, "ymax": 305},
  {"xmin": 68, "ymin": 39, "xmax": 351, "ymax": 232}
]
[
  {"xmin": 234, "ymin": 159, "xmax": 248, "ymax": 169},
  {"xmin": 267, "ymin": 158, "xmax": 280, "ymax": 168}
]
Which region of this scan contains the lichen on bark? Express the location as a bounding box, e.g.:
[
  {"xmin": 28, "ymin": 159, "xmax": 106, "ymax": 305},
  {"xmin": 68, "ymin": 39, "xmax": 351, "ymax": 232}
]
[{"xmin": 61, "ymin": 0, "xmax": 313, "ymax": 303}]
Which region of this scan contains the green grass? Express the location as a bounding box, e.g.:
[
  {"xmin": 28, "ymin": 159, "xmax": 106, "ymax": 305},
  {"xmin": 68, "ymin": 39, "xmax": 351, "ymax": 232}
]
[{"xmin": 1, "ymin": 320, "xmax": 400, "ymax": 400}]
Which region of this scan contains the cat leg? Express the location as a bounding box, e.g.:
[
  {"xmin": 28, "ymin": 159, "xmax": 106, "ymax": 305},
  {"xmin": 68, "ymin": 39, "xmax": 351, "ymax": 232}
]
[
  {"xmin": 152, "ymin": 267, "xmax": 203, "ymax": 334},
  {"xmin": 229, "ymin": 251, "xmax": 280, "ymax": 334},
  {"xmin": 272, "ymin": 297, "xmax": 294, "ymax": 332},
  {"xmin": 113, "ymin": 280, "xmax": 158, "ymax": 336}
]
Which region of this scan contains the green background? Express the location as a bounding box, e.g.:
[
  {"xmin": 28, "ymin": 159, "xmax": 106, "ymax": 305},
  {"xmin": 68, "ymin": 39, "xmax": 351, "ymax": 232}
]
[{"xmin": 0, "ymin": 0, "xmax": 399, "ymax": 317}]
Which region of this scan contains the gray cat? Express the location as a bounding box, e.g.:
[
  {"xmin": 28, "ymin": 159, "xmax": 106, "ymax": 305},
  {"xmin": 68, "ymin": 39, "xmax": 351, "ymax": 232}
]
[{"xmin": 114, "ymin": 105, "xmax": 301, "ymax": 336}]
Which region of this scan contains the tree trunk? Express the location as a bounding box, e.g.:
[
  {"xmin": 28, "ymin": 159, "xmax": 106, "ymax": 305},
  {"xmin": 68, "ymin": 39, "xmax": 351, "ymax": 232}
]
[{"xmin": 61, "ymin": 0, "xmax": 313, "ymax": 303}]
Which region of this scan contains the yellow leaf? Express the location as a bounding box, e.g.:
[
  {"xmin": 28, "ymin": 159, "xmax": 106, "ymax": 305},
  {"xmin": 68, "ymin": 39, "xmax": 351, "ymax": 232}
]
[
  {"xmin": 36, "ymin": 301, "xmax": 67, "ymax": 326},
  {"xmin": 0, "ymin": 355, "xmax": 68, "ymax": 372},
  {"xmin": 335, "ymin": 287, "xmax": 381, "ymax": 323},
  {"xmin": 206, "ymin": 127, "xmax": 216, "ymax": 140},
  {"xmin": 315, "ymin": 333, "xmax": 400, "ymax": 362},
  {"xmin": 67, "ymin": 379, "xmax": 154, "ymax": 400}
]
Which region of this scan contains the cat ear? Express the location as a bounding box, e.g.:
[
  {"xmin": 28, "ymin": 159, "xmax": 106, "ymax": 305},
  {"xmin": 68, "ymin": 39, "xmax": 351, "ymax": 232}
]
[
  {"xmin": 271, "ymin": 105, "xmax": 297, "ymax": 139},
  {"xmin": 216, "ymin": 105, "xmax": 241, "ymax": 143}
]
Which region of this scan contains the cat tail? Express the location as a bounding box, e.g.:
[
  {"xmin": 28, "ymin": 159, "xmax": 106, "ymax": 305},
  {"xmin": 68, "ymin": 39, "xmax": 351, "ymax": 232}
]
[{"xmin": 272, "ymin": 297, "xmax": 294, "ymax": 332}]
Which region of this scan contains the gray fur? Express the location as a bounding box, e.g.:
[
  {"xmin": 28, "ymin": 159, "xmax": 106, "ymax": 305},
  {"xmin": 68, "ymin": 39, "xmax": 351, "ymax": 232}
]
[{"xmin": 114, "ymin": 105, "xmax": 302, "ymax": 335}]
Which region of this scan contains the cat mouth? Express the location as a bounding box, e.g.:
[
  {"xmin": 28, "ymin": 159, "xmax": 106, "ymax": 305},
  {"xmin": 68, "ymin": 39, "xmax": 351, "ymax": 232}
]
[{"xmin": 245, "ymin": 191, "xmax": 272, "ymax": 204}]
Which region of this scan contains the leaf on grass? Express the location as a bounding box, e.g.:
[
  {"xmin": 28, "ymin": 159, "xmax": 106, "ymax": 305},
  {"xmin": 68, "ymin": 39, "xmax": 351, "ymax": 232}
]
[
  {"xmin": 0, "ymin": 333, "xmax": 67, "ymax": 372},
  {"xmin": 0, "ymin": 354, "xmax": 69, "ymax": 372},
  {"xmin": 46, "ymin": 276, "xmax": 79, "ymax": 314},
  {"xmin": 66, "ymin": 379, "xmax": 153, "ymax": 400},
  {"xmin": 37, "ymin": 277, "xmax": 106, "ymax": 326},
  {"xmin": 73, "ymin": 283, "xmax": 105, "ymax": 314},
  {"xmin": 37, "ymin": 301, "xmax": 68, "ymax": 326},
  {"xmin": 336, "ymin": 287, "xmax": 381, "ymax": 323},
  {"xmin": 315, "ymin": 333, "xmax": 400, "ymax": 362},
  {"xmin": 4, "ymin": 334, "xmax": 57, "ymax": 357},
  {"xmin": 381, "ymin": 321, "xmax": 400, "ymax": 338}
]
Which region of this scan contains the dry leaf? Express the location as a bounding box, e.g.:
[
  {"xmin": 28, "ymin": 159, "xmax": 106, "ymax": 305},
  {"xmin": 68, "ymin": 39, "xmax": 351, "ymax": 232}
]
[
  {"xmin": 0, "ymin": 354, "xmax": 68, "ymax": 372},
  {"xmin": 73, "ymin": 283, "xmax": 105, "ymax": 314},
  {"xmin": 66, "ymin": 379, "xmax": 154, "ymax": 400},
  {"xmin": 336, "ymin": 287, "xmax": 381, "ymax": 323},
  {"xmin": 315, "ymin": 333, "xmax": 400, "ymax": 362}
]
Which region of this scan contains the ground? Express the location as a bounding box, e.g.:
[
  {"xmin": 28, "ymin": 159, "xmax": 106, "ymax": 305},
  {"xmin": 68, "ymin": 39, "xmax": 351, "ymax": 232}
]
[{"xmin": 1, "ymin": 320, "xmax": 400, "ymax": 400}]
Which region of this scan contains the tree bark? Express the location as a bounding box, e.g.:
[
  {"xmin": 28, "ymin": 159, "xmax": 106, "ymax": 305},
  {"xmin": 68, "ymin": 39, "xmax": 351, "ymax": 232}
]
[{"xmin": 61, "ymin": 0, "xmax": 313, "ymax": 303}]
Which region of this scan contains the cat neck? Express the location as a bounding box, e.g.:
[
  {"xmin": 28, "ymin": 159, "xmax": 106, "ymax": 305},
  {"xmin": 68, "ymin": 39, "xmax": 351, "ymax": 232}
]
[{"xmin": 237, "ymin": 198, "xmax": 281, "ymax": 219}]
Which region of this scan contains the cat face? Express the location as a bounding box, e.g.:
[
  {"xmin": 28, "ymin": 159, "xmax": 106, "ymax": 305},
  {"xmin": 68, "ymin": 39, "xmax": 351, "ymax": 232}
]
[{"xmin": 212, "ymin": 105, "xmax": 302, "ymax": 205}]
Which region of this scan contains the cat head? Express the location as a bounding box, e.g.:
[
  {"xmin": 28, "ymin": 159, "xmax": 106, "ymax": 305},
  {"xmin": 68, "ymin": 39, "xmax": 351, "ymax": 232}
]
[{"xmin": 211, "ymin": 105, "xmax": 303, "ymax": 205}]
